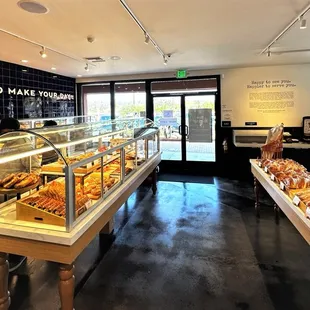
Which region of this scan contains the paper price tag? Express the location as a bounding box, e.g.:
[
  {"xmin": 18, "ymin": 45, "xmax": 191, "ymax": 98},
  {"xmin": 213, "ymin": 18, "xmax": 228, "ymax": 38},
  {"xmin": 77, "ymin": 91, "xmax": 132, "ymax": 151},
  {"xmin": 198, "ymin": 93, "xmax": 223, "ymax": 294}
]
[
  {"xmin": 264, "ymin": 167, "xmax": 268, "ymax": 173},
  {"xmin": 85, "ymin": 200, "xmax": 92, "ymax": 210},
  {"xmin": 271, "ymin": 174, "xmax": 275, "ymax": 181},
  {"xmin": 293, "ymin": 196, "xmax": 300, "ymax": 206},
  {"xmin": 306, "ymin": 207, "xmax": 310, "ymax": 219},
  {"xmin": 280, "ymin": 182, "xmax": 285, "ymax": 190}
]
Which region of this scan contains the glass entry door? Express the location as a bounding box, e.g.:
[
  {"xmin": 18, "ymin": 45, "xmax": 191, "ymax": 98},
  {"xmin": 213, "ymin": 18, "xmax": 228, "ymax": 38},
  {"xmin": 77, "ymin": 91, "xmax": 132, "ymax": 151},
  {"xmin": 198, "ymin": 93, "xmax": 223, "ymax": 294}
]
[
  {"xmin": 154, "ymin": 96, "xmax": 182, "ymax": 161},
  {"xmin": 185, "ymin": 95, "xmax": 215, "ymax": 162},
  {"xmin": 154, "ymin": 94, "xmax": 216, "ymax": 163}
]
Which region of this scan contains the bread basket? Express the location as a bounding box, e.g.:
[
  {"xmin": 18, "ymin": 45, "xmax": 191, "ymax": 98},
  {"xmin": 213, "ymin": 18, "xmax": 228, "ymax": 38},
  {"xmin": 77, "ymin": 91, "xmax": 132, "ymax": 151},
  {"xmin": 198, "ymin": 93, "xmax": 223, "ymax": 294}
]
[{"xmin": 261, "ymin": 124, "xmax": 284, "ymax": 159}]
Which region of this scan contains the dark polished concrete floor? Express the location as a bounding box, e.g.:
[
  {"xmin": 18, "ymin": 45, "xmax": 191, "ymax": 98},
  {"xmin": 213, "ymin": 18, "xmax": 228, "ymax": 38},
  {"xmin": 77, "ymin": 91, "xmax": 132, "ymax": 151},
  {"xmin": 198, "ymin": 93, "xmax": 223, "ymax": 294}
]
[{"xmin": 9, "ymin": 177, "xmax": 310, "ymax": 310}]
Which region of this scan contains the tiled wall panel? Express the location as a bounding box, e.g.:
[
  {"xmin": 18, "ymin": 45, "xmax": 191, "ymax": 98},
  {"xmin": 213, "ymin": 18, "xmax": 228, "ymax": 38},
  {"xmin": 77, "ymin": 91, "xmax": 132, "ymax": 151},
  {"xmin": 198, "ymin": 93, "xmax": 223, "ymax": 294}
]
[{"xmin": 0, "ymin": 60, "xmax": 75, "ymax": 119}]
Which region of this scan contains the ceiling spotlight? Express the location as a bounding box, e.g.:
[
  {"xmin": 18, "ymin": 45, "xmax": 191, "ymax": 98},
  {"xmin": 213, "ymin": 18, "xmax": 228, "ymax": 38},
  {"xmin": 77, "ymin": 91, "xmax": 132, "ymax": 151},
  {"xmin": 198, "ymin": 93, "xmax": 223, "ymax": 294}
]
[
  {"xmin": 267, "ymin": 48, "xmax": 271, "ymax": 57},
  {"xmin": 40, "ymin": 46, "xmax": 47, "ymax": 58},
  {"xmin": 85, "ymin": 63, "xmax": 89, "ymax": 71},
  {"xmin": 21, "ymin": 59, "xmax": 28, "ymax": 63},
  {"xmin": 144, "ymin": 33, "xmax": 150, "ymax": 44},
  {"xmin": 163, "ymin": 55, "xmax": 168, "ymax": 65},
  {"xmin": 300, "ymin": 16, "xmax": 307, "ymax": 29},
  {"xmin": 110, "ymin": 56, "xmax": 121, "ymax": 61},
  {"xmin": 77, "ymin": 75, "xmax": 82, "ymax": 77},
  {"xmin": 51, "ymin": 67, "xmax": 56, "ymax": 71}
]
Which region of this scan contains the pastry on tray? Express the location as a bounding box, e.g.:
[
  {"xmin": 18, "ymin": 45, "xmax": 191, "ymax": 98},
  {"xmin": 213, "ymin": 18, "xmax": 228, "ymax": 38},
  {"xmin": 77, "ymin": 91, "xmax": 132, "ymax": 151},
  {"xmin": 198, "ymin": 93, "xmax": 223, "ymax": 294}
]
[
  {"xmin": 258, "ymin": 158, "xmax": 310, "ymax": 190},
  {"xmin": 57, "ymin": 152, "xmax": 95, "ymax": 165},
  {"xmin": 0, "ymin": 172, "xmax": 40, "ymax": 190}
]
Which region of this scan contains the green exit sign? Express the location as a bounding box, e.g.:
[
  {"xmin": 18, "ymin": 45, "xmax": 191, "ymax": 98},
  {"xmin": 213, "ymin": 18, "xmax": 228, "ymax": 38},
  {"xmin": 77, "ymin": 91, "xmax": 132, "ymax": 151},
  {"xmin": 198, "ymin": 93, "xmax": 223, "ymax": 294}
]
[{"xmin": 176, "ymin": 69, "xmax": 187, "ymax": 79}]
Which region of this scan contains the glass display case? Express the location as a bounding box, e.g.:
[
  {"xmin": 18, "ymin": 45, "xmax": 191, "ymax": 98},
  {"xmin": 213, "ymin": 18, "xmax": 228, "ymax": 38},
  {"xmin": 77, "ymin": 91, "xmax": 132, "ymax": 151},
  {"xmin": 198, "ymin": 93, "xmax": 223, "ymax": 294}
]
[
  {"xmin": 18, "ymin": 115, "xmax": 103, "ymax": 129},
  {"xmin": 18, "ymin": 115, "xmax": 149, "ymax": 129},
  {"xmin": 0, "ymin": 118, "xmax": 160, "ymax": 232}
]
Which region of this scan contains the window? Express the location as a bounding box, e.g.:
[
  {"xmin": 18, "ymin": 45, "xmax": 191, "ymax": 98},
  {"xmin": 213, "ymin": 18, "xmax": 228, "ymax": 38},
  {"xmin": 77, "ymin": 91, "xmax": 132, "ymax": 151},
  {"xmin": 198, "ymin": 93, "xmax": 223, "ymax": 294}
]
[
  {"xmin": 115, "ymin": 82, "xmax": 146, "ymax": 119},
  {"xmin": 82, "ymin": 84, "xmax": 111, "ymax": 121}
]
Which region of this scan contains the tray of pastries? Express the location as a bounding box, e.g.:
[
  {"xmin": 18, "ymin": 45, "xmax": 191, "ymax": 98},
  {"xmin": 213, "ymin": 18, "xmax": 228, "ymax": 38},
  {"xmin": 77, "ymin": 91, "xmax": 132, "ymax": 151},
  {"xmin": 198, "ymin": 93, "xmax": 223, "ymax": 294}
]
[
  {"xmin": 57, "ymin": 152, "xmax": 96, "ymax": 165},
  {"xmin": 288, "ymin": 189, "xmax": 310, "ymax": 215},
  {"xmin": 42, "ymin": 151, "xmax": 100, "ymax": 174},
  {"xmin": 256, "ymin": 158, "xmax": 310, "ymax": 218},
  {"xmin": 257, "ymin": 158, "xmax": 310, "ymax": 190},
  {"xmin": 16, "ymin": 180, "xmax": 91, "ymax": 226},
  {"xmin": 0, "ymin": 173, "xmax": 41, "ymax": 194},
  {"xmin": 83, "ymin": 173, "xmax": 118, "ymax": 200}
]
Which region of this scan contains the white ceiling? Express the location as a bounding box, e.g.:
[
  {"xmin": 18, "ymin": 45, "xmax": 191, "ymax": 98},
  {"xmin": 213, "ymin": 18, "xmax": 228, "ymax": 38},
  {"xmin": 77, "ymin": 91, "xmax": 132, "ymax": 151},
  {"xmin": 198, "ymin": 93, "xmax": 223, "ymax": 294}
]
[{"xmin": 0, "ymin": 0, "xmax": 310, "ymax": 78}]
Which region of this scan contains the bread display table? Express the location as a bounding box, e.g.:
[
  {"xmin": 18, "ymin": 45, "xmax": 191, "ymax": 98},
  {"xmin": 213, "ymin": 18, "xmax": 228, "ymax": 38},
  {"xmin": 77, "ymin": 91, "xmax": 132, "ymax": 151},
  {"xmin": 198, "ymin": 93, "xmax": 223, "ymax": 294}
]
[
  {"xmin": 250, "ymin": 159, "xmax": 310, "ymax": 245},
  {"xmin": 0, "ymin": 153, "xmax": 160, "ymax": 310}
]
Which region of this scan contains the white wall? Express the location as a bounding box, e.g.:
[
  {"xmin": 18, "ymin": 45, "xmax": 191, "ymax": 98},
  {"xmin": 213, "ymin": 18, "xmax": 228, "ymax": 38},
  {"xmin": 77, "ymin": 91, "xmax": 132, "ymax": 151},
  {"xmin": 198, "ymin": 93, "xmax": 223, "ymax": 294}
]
[{"xmin": 77, "ymin": 64, "xmax": 310, "ymax": 127}]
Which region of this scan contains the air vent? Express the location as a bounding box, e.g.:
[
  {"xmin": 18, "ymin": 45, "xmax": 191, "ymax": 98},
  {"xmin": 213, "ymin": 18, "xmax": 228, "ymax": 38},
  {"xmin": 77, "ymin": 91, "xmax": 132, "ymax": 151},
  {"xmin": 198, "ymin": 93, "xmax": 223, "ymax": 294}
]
[{"xmin": 84, "ymin": 57, "xmax": 105, "ymax": 63}]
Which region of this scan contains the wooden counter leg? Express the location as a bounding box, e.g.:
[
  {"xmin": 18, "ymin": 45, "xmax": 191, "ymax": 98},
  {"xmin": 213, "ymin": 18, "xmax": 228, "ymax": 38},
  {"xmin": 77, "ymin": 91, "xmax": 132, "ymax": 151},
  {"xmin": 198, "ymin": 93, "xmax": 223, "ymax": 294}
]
[
  {"xmin": 254, "ymin": 177, "xmax": 260, "ymax": 218},
  {"xmin": 99, "ymin": 218, "xmax": 115, "ymax": 250},
  {"xmin": 59, "ymin": 263, "xmax": 75, "ymax": 310},
  {"xmin": 274, "ymin": 203, "xmax": 280, "ymax": 223},
  {"xmin": 100, "ymin": 218, "xmax": 114, "ymax": 235},
  {"xmin": 152, "ymin": 168, "xmax": 157, "ymax": 195},
  {"xmin": 0, "ymin": 253, "xmax": 10, "ymax": 310}
]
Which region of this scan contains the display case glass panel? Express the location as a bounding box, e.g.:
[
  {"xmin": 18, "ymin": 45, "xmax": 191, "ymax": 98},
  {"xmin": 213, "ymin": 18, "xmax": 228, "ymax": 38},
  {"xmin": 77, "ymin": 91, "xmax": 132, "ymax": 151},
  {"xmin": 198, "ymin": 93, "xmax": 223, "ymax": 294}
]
[{"xmin": 0, "ymin": 118, "xmax": 160, "ymax": 232}]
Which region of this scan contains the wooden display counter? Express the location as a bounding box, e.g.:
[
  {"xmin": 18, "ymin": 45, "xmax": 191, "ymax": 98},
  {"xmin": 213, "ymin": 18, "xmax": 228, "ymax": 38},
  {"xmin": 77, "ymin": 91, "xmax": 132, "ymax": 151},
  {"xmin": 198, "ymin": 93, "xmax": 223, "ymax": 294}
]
[
  {"xmin": 0, "ymin": 153, "xmax": 161, "ymax": 310},
  {"xmin": 250, "ymin": 159, "xmax": 310, "ymax": 245}
]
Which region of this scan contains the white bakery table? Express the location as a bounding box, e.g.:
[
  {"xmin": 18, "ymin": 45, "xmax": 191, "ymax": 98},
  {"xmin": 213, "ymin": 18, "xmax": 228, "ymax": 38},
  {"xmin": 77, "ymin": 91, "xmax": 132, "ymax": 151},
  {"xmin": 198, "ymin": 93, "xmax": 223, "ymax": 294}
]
[
  {"xmin": 250, "ymin": 159, "xmax": 310, "ymax": 245},
  {"xmin": 0, "ymin": 153, "xmax": 161, "ymax": 310}
]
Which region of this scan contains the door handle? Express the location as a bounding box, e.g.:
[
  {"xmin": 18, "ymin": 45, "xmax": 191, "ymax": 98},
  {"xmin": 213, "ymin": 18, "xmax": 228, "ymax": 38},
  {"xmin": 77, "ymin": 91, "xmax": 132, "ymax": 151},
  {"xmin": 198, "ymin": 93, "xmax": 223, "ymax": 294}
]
[
  {"xmin": 178, "ymin": 125, "xmax": 182, "ymax": 135},
  {"xmin": 185, "ymin": 125, "xmax": 189, "ymax": 136}
]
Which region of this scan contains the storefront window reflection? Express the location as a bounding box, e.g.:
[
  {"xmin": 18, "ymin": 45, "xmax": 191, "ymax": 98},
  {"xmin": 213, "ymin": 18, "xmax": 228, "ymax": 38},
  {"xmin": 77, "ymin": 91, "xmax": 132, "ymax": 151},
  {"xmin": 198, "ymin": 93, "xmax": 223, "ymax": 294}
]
[
  {"xmin": 115, "ymin": 82, "xmax": 146, "ymax": 119},
  {"xmin": 82, "ymin": 84, "xmax": 111, "ymax": 121}
]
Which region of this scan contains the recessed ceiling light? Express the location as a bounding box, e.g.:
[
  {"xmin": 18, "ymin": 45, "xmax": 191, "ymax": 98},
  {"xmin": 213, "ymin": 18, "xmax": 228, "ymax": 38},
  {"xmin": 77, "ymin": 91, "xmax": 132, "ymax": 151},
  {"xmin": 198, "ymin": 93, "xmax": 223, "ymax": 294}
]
[
  {"xmin": 77, "ymin": 75, "xmax": 82, "ymax": 77},
  {"xmin": 110, "ymin": 56, "xmax": 121, "ymax": 61},
  {"xmin": 17, "ymin": 1, "xmax": 49, "ymax": 14},
  {"xmin": 51, "ymin": 67, "xmax": 56, "ymax": 71},
  {"xmin": 21, "ymin": 59, "xmax": 28, "ymax": 63}
]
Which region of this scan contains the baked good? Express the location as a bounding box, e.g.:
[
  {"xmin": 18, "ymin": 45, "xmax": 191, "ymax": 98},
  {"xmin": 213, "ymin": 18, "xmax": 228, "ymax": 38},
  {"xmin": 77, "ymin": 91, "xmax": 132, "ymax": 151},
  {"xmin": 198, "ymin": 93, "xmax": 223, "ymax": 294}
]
[
  {"xmin": 14, "ymin": 173, "xmax": 40, "ymax": 189},
  {"xmin": 0, "ymin": 173, "xmax": 15, "ymax": 186},
  {"xmin": 0, "ymin": 172, "xmax": 40, "ymax": 189},
  {"xmin": 57, "ymin": 152, "xmax": 95, "ymax": 165}
]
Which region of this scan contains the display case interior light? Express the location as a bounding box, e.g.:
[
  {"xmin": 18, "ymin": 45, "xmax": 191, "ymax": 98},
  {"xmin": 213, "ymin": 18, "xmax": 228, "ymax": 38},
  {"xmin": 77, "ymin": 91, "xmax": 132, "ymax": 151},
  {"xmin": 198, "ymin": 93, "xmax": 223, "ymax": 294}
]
[
  {"xmin": 0, "ymin": 118, "xmax": 153, "ymax": 164},
  {"xmin": 0, "ymin": 128, "xmax": 130, "ymax": 164}
]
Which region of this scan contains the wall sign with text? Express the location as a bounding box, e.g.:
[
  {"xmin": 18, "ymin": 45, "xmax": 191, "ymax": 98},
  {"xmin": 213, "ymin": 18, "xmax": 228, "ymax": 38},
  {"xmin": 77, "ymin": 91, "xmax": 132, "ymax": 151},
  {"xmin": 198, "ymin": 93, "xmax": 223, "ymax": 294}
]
[
  {"xmin": 0, "ymin": 60, "xmax": 75, "ymax": 119},
  {"xmin": 221, "ymin": 64, "xmax": 310, "ymax": 127},
  {"xmin": 0, "ymin": 87, "xmax": 74, "ymax": 100}
]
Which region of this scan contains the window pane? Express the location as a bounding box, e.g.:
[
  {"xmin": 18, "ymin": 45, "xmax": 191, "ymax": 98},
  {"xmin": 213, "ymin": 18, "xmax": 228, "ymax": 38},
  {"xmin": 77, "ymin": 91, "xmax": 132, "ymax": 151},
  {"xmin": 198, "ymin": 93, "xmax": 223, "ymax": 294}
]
[
  {"xmin": 82, "ymin": 84, "xmax": 111, "ymax": 121},
  {"xmin": 115, "ymin": 82, "xmax": 146, "ymax": 118},
  {"xmin": 85, "ymin": 93, "xmax": 111, "ymax": 120}
]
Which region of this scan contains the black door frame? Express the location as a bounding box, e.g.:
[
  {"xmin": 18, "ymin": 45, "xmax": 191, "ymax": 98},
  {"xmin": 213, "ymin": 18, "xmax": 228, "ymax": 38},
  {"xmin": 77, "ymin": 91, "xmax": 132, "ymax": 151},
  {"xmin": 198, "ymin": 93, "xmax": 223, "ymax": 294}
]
[
  {"xmin": 76, "ymin": 74, "xmax": 222, "ymax": 174},
  {"xmin": 153, "ymin": 91, "xmax": 218, "ymax": 166}
]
